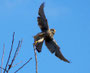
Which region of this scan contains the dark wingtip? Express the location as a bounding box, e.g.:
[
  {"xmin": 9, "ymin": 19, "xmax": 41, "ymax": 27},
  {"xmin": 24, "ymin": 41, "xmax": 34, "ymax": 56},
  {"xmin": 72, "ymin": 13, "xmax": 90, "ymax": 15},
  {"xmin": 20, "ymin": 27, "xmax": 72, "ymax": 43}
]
[
  {"xmin": 67, "ymin": 60, "xmax": 71, "ymax": 63},
  {"xmin": 61, "ymin": 59, "xmax": 70, "ymax": 63},
  {"xmin": 67, "ymin": 59, "xmax": 72, "ymax": 63},
  {"xmin": 41, "ymin": 2, "xmax": 45, "ymax": 7},
  {"xmin": 36, "ymin": 47, "xmax": 41, "ymax": 53},
  {"xmin": 38, "ymin": 2, "xmax": 45, "ymax": 16},
  {"xmin": 64, "ymin": 59, "xmax": 71, "ymax": 63},
  {"xmin": 40, "ymin": 2, "xmax": 45, "ymax": 9}
]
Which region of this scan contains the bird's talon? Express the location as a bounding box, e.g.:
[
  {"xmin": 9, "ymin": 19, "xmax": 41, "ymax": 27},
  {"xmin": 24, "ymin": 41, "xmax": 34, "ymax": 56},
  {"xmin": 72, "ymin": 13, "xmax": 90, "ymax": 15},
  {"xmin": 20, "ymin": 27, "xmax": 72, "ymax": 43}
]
[{"xmin": 34, "ymin": 41, "xmax": 38, "ymax": 46}]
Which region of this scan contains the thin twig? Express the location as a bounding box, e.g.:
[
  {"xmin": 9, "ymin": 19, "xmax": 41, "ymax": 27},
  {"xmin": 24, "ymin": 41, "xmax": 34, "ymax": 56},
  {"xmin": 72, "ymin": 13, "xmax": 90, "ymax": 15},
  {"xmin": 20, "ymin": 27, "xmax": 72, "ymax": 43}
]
[
  {"xmin": 7, "ymin": 39, "xmax": 23, "ymax": 72},
  {"xmin": 33, "ymin": 45, "xmax": 38, "ymax": 73},
  {"xmin": 14, "ymin": 58, "xmax": 32, "ymax": 73},
  {"xmin": 1, "ymin": 44, "xmax": 5, "ymax": 73},
  {"xmin": 0, "ymin": 67, "xmax": 7, "ymax": 72},
  {"xmin": 12, "ymin": 61, "xmax": 23, "ymax": 68},
  {"xmin": 7, "ymin": 40, "xmax": 23, "ymax": 71},
  {"xmin": 3, "ymin": 32, "xmax": 15, "ymax": 73},
  {"xmin": 7, "ymin": 40, "xmax": 21, "ymax": 72},
  {"xmin": 15, "ymin": 39, "xmax": 23, "ymax": 58}
]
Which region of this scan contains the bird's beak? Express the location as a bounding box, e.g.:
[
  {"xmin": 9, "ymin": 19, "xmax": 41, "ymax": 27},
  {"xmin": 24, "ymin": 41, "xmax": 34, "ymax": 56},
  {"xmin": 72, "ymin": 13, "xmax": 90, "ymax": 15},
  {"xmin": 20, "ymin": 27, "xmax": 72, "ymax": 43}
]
[{"xmin": 54, "ymin": 30, "xmax": 56, "ymax": 33}]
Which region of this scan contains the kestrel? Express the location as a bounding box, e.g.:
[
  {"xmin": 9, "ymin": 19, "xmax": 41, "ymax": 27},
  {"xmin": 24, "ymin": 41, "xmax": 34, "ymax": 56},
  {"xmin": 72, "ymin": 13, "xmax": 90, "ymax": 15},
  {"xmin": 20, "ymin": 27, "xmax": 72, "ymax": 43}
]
[{"xmin": 34, "ymin": 3, "xmax": 70, "ymax": 63}]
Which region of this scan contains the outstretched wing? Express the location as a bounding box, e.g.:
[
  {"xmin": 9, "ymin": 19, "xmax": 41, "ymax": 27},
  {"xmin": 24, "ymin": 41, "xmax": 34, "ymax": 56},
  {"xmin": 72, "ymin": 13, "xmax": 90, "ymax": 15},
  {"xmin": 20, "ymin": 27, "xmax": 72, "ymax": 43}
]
[
  {"xmin": 37, "ymin": 3, "xmax": 49, "ymax": 32},
  {"xmin": 45, "ymin": 39, "xmax": 70, "ymax": 63}
]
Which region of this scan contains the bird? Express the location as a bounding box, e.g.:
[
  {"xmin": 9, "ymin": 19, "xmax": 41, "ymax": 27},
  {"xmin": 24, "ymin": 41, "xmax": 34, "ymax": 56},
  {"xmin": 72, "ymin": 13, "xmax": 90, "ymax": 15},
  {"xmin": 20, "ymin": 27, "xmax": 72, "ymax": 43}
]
[{"xmin": 33, "ymin": 3, "xmax": 70, "ymax": 63}]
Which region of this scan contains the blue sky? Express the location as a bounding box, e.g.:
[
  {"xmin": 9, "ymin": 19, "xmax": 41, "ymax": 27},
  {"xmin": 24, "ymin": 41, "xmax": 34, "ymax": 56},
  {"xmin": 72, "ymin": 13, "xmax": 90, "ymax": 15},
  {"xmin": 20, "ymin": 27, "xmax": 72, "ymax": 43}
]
[{"xmin": 0, "ymin": 0, "xmax": 90, "ymax": 73}]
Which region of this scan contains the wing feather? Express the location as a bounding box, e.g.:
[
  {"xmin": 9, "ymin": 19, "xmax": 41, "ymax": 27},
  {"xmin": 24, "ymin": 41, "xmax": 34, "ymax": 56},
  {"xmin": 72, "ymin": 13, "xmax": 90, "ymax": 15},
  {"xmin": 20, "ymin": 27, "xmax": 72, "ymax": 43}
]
[
  {"xmin": 34, "ymin": 33, "xmax": 44, "ymax": 52},
  {"xmin": 45, "ymin": 39, "xmax": 70, "ymax": 63},
  {"xmin": 37, "ymin": 3, "xmax": 49, "ymax": 32},
  {"xmin": 35, "ymin": 39, "xmax": 44, "ymax": 52}
]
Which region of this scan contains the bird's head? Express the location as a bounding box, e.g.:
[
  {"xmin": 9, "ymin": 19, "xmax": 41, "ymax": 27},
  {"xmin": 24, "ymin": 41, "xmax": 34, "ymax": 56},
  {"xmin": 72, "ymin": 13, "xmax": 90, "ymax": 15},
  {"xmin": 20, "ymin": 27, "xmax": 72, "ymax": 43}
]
[{"xmin": 50, "ymin": 29, "xmax": 56, "ymax": 35}]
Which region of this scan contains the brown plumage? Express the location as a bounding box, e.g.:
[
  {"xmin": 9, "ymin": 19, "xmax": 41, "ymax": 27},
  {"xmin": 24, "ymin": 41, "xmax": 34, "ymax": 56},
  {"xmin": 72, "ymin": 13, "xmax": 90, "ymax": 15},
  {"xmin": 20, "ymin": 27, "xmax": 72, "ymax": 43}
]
[{"xmin": 34, "ymin": 3, "xmax": 70, "ymax": 63}]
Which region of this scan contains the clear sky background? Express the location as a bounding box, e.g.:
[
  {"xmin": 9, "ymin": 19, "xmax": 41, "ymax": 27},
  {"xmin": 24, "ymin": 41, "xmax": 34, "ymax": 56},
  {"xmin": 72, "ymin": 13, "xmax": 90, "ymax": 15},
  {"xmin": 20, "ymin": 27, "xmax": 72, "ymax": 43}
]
[{"xmin": 0, "ymin": 0, "xmax": 90, "ymax": 73}]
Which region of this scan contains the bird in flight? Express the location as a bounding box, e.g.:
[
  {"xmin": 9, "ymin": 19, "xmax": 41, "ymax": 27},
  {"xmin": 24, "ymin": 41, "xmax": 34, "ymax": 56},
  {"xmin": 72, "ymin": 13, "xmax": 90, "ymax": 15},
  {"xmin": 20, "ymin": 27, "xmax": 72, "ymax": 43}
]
[{"xmin": 33, "ymin": 3, "xmax": 70, "ymax": 63}]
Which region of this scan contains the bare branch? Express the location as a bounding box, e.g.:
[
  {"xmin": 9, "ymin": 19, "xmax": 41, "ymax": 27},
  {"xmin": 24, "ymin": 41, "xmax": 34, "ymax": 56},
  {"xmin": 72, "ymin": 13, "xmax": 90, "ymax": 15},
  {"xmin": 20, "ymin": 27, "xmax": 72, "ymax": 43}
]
[
  {"xmin": 8, "ymin": 41, "xmax": 20, "ymax": 70},
  {"xmin": 7, "ymin": 39, "xmax": 23, "ymax": 71},
  {"xmin": 3, "ymin": 32, "xmax": 15, "ymax": 73},
  {"xmin": 1, "ymin": 44, "xmax": 5, "ymax": 73},
  {"xmin": 0, "ymin": 67, "xmax": 7, "ymax": 72},
  {"xmin": 14, "ymin": 58, "xmax": 32, "ymax": 73},
  {"xmin": 33, "ymin": 45, "xmax": 38, "ymax": 73},
  {"xmin": 15, "ymin": 39, "xmax": 23, "ymax": 58}
]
